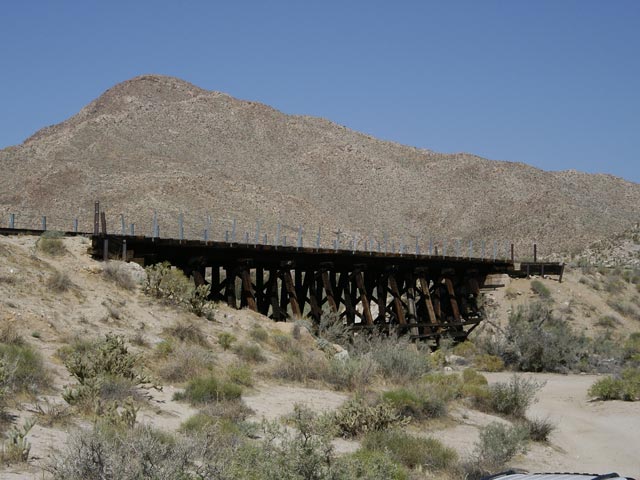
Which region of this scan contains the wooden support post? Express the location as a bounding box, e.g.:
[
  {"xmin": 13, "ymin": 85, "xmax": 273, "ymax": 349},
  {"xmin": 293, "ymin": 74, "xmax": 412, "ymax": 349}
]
[
  {"xmin": 377, "ymin": 274, "xmax": 388, "ymax": 324},
  {"xmin": 418, "ymin": 276, "xmax": 438, "ymax": 329},
  {"xmin": 388, "ymin": 274, "xmax": 406, "ymax": 326},
  {"xmin": 338, "ymin": 272, "xmax": 356, "ymax": 323},
  {"xmin": 94, "ymin": 201, "xmax": 100, "ymax": 235},
  {"xmin": 444, "ymin": 278, "xmax": 461, "ymax": 322},
  {"xmin": 321, "ymin": 271, "xmax": 338, "ymax": 314},
  {"xmin": 241, "ymin": 269, "xmax": 257, "ymax": 312},
  {"xmin": 534, "ymin": 244, "xmax": 537, "ymax": 263},
  {"xmin": 225, "ymin": 267, "xmax": 237, "ymax": 309},
  {"xmin": 306, "ymin": 272, "xmax": 322, "ymax": 323},
  {"xmin": 283, "ymin": 270, "xmax": 301, "ymax": 318},
  {"xmin": 295, "ymin": 270, "xmax": 304, "ymax": 314},
  {"xmin": 268, "ymin": 270, "xmax": 283, "ymax": 320},
  {"xmin": 405, "ymin": 274, "xmax": 419, "ymax": 336},
  {"xmin": 354, "ymin": 271, "xmax": 374, "ymax": 325},
  {"xmin": 210, "ymin": 266, "xmax": 221, "ymax": 301},
  {"xmin": 100, "ymin": 212, "xmax": 107, "ymax": 235},
  {"xmin": 103, "ymin": 238, "xmax": 108, "ymax": 261},
  {"xmin": 255, "ymin": 267, "xmax": 265, "ymax": 313},
  {"xmin": 122, "ymin": 239, "xmax": 127, "ymax": 261},
  {"xmin": 279, "ymin": 272, "xmax": 289, "ymax": 319}
]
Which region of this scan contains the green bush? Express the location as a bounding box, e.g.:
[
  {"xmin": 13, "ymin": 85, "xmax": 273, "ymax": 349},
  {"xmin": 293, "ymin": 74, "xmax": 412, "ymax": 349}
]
[
  {"xmin": 624, "ymin": 332, "xmax": 640, "ymax": 363},
  {"xmin": 588, "ymin": 368, "xmax": 640, "ymax": 401},
  {"xmin": 249, "ymin": 325, "xmax": 269, "ymax": 343},
  {"xmin": 381, "ymin": 387, "xmax": 447, "ymax": 420},
  {"xmin": 530, "ymin": 280, "xmax": 551, "ymax": 299},
  {"xmin": 473, "ymin": 421, "xmax": 529, "ymax": 471},
  {"xmin": 474, "ymin": 353, "xmax": 505, "ymax": 372},
  {"xmin": 362, "ymin": 429, "xmax": 458, "ymax": 471},
  {"xmin": 490, "ymin": 302, "xmax": 594, "ymax": 373},
  {"xmin": 37, "ymin": 231, "xmax": 66, "ymax": 256},
  {"xmin": 272, "ymin": 349, "xmax": 329, "ymax": 383},
  {"xmin": 332, "ymin": 397, "xmax": 408, "ymax": 438},
  {"xmin": 326, "ymin": 354, "xmax": 378, "ymax": 391},
  {"xmin": 62, "ymin": 334, "xmax": 151, "ymax": 411},
  {"xmin": 487, "ymin": 375, "xmax": 544, "ymax": 418},
  {"xmin": 0, "ymin": 342, "xmax": 50, "ymax": 395},
  {"xmin": 226, "ymin": 362, "xmax": 253, "ymax": 387},
  {"xmin": 335, "ymin": 449, "xmax": 409, "ymax": 480},
  {"xmin": 233, "ymin": 342, "xmax": 266, "ymax": 363},
  {"xmin": 164, "ymin": 321, "xmax": 207, "ymax": 345},
  {"xmin": 174, "ymin": 375, "xmax": 242, "ymax": 404},
  {"xmin": 368, "ymin": 336, "xmax": 430, "ymax": 383},
  {"xmin": 217, "ymin": 332, "xmax": 236, "ymax": 350},
  {"xmin": 103, "ymin": 262, "xmax": 136, "ymax": 291}
]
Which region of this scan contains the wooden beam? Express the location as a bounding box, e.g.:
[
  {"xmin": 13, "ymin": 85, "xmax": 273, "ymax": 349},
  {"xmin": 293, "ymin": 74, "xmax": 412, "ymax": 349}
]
[
  {"xmin": 225, "ymin": 267, "xmax": 237, "ymax": 309},
  {"xmin": 283, "ymin": 270, "xmax": 302, "ymax": 318},
  {"xmin": 444, "ymin": 278, "xmax": 461, "ymax": 322},
  {"xmin": 241, "ymin": 269, "xmax": 257, "ymax": 311},
  {"xmin": 354, "ymin": 271, "xmax": 374, "ymax": 325},
  {"xmin": 321, "ymin": 271, "xmax": 338, "ymax": 314},
  {"xmin": 388, "ymin": 274, "xmax": 406, "ymax": 326}
]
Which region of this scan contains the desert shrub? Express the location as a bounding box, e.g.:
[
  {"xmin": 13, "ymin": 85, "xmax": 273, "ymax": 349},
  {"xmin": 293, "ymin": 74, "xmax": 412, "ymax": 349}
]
[
  {"xmin": 48, "ymin": 425, "xmax": 204, "ymax": 480},
  {"xmin": 164, "ymin": 321, "xmax": 207, "ymax": 346},
  {"xmin": 453, "ymin": 340, "xmax": 478, "ymax": 358},
  {"xmin": 0, "ymin": 342, "xmax": 50, "ymax": 395},
  {"xmin": 588, "ymin": 368, "xmax": 640, "ymax": 401},
  {"xmin": 381, "ymin": 387, "xmax": 447, "ymax": 420},
  {"xmin": 504, "ymin": 287, "xmax": 518, "ymax": 300},
  {"xmin": 335, "ymin": 449, "xmax": 409, "ymax": 480},
  {"xmin": 332, "ymin": 397, "xmax": 408, "ymax": 438},
  {"xmin": 326, "ymin": 354, "xmax": 378, "ymax": 391},
  {"xmin": 47, "ymin": 269, "xmax": 71, "ymax": 292},
  {"xmin": 217, "ymin": 332, "xmax": 236, "ymax": 350},
  {"xmin": 474, "ymin": 353, "xmax": 505, "ymax": 372},
  {"xmin": 226, "ymin": 362, "xmax": 253, "ymax": 387},
  {"xmin": 102, "ymin": 262, "xmax": 136, "ymax": 291},
  {"xmin": 495, "ymin": 302, "xmax": 593, "ymax": 372},
  {"xmin": 524, "ymin": 416, "xmax": 556, "ymax": 442},
  {"xmin": 157, "ymin": 344, "xmax": 216, "ymax": 383},
  {"xmin": 624, "ymin": 332, "xmax": 640, "ymax": 363},
  {"xmin": 604, "ymin": 275, "xmax": 626, "ymax": 294},
  {"xmin": 472, "ymin": 421, "xmax": 529, "ymax": 471},
  {"xmin": 1, "ymin": 418, "xmax": 35, "ymax": 464},
  {"xmin": 530, "ymin": 280, "xmax": 551, "ymax": 299},
  {"xmin": 608, "ymin": 298, "xmax": 640, "ymax": 320},
  {"xmin": 233, "ymin": 342, "xmax": 266, "ymax": 363},
  {"xmin": 362, "ymin": 429, "xmax": 458, "ymax": 471},
  {"xmin": 249, "ymin": 324, "xmax": 269, "ymax": 343},
  {"xmin": 487, "ymin": 375, "xmax": 544, "ymax": 418},
  {"xmin": 37, "ymin": 231, "xmax": 66, "ymax": 256},
  {"xmin": 62, "ymin": 334, "xmax": 152, "ymax": 411},
  {"xmin": 144, "ymin": 262, "xmax": 214, "ymax": 317},
  {"xmin": 174, "ymin": 375, "xmax": 242, "ymax": 404},
  {"xmin": 368, "ymin": 336, "xmax": 430, "ymax": 383},
  {"xmin": 271, "ymin": 332, "xmax": 293, "ymax": 352},
  {"xmin": 0, "ymin": 324, "xmax": 24, "ymax": 346},
  {"xmin": 596, "ymin": 315, "xmax": 621, "ymax": 329},
  {"xmin": 31, "ymin": 400, "xmax": 73, "ymax": 428},
  {"xmin": 272, "ymin": 349, "xmax": 329, "ymax": 383}
]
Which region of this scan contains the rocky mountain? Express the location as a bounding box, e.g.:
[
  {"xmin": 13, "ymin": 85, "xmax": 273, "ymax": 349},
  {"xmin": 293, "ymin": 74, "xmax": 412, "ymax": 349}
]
[{"xmin": 1, "ymin": 74, "xmax": 638, "ymax": 256}]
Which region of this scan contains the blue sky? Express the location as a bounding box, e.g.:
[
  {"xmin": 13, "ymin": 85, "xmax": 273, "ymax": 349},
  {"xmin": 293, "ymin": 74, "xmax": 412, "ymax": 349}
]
[{"xmin": 1, "ymin": 1, "xmax": 639, "ymax": 183}]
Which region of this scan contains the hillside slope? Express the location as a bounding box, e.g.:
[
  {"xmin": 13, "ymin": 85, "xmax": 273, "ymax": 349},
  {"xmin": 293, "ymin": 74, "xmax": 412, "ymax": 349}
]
[{"xmin": 1, "ymin": 74, "xmax": 639, "ymax": 254}]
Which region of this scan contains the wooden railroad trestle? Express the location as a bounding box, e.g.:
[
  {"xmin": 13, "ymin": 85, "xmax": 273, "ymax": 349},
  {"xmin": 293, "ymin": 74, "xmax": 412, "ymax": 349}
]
[{"xmin": 92, "ymin": 234, "xmax": 514, "ymax": 342}]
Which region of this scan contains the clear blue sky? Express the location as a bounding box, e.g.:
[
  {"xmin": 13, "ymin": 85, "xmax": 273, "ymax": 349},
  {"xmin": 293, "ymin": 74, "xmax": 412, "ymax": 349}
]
[{"xmin": 1, "ymin": 1, "xmax": 639, "ymax": 183}]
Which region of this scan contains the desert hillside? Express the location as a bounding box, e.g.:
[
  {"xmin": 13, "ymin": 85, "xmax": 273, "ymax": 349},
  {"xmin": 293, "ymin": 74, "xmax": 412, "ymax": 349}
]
[
  {"xmin": 1, "ymin": 232, "xmax": 639, "ymax": 478},
  {"xmin": 1, "ymin": 75, "xmax": 639, "ymax": 255}
]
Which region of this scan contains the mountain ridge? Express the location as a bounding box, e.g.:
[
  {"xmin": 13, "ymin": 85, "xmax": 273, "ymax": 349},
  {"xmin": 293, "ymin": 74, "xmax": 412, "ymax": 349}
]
[{"xmin": 1, "ymin": 74, "xmax": 638, "ymax": 256}]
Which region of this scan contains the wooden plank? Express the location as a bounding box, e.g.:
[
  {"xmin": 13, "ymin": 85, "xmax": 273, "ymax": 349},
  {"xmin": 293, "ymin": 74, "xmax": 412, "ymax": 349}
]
[
  {"xmin": 418, "ymin": 276, "xmax": 438, "ymax": 329},
  {"xmin": 377, "ymin": 275, "xmax": 388, "ymax": 324},
  {"xmin": 354, "ymin": 271, "xmax": 374, "ymax": 325},
  {"xmin": 338, "ymin": 272, "xmax": 356, "ymax": 323},
  {"xmin": 321, "ymin": 271, "xmax": 338, "ymax": 314},
  {"xmin": 388, "ymin": 274, "xmax": 406, "ymax": 325},
  {"xmin": 284, "ymin": 270, "xmax": 302, "ymax": 318},
  {"xmin": 306, "ymin": 271, "xmax": 322, "ymax": 323},
  {"xmin": 268, "ymin": 270, "xmax": 283, "ymax": 320},
  {"xmin": 444, "ymin": 278, "xmax": 461, "ymax": 322},
  {"xmin": 241, "ymin": 269, "xmax": 257, "ymax": 312},
  {"xmin": 225, "ymin": 267, "xmax": 237, "ymax": 309}
]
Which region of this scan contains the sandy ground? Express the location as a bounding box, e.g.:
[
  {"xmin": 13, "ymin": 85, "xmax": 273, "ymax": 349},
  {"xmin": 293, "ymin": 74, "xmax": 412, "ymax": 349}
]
[
  {"xmin": 2, "ymin": 235, "xmax": 640, "ymax": 478},
  {"xmin": 429, "ymin": 372, "xmax": 640, "ymax": 477}
]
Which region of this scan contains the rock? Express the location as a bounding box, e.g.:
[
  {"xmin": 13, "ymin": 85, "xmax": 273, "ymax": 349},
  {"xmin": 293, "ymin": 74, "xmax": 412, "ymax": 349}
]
[
  {"xmin": 446, "ymin": 354, "xmax": 468, "ymax": 366},
  {"xmin": 334, "ymin": 350, "xmax": 350, "ymax": 363},
  {"xmin": 119, "ymin": 261, "xmax": 147, "ymax": 285},
  {"xmin": 444, "ymin": 366, "xmax": 454, "ymax": 372}
]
